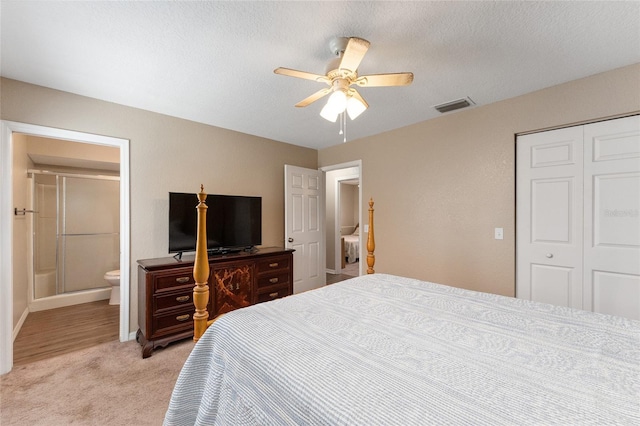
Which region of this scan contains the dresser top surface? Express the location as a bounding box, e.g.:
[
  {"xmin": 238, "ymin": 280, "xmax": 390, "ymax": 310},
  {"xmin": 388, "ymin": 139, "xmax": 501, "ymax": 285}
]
[{"xmin": 138, "ymin": 247, "xmax": 293, "ymax": 271}]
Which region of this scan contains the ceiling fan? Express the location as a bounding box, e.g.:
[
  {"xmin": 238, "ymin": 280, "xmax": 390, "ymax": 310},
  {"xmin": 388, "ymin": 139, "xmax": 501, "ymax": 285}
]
[{"xmin": 274, "ymin": 37, "xmax": 413, "ymax": 122}]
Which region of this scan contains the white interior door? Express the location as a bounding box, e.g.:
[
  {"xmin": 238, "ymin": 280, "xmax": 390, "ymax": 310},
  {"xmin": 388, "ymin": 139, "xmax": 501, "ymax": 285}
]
[
  {"xmin": 285, "ymin": 165, "xmax": 325, "ymax": 293},
  {"xmin": 583, "ymin": 116, "xmax": 640, "ymax": 319},
  {"xmin": 517, "ymin": 126, "xmax": 584, "ymax": 308}
]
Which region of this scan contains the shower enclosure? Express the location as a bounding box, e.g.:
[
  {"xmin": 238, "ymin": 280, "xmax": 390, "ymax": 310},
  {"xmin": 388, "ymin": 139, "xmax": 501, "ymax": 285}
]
[{"xmin": 31, "ymin": 171, "xmax": 120, "ymax": 301}]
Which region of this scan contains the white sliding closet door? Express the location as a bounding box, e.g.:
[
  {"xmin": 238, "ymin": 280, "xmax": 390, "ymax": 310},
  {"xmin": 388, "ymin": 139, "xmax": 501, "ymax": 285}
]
[
  {"xmin": 583, "ymin": 117, "xmax": 640, "ymax": 319},
  {"xmin": 516, "ymin": 126, "xmax": 584, "ymax": 309},
  {"xmin": 517, "ymin": 115, "xmax": 640, "ymax": 320}
]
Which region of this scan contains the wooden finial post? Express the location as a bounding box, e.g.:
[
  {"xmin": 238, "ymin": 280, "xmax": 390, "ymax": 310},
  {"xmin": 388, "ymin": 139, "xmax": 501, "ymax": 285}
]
[
  {"xmin": 193, "ymin": 185, "xmax": 210, "ymax": 341},
  {"xmin": 366, "ymin": 198, "xmax": 375, "ymax": 274}
]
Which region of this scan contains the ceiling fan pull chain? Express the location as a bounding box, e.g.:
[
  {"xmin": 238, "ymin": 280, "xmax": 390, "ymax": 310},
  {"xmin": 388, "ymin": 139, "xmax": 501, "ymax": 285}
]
[{"xmin": 343, "ymin": 112, "xmax": 347, "ymax": 143}]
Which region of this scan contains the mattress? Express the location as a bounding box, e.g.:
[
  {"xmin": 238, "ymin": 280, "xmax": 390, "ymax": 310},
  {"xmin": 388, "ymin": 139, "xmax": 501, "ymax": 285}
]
[{"xmin": 164, "ymin": 274, "xmax": 640, "ymax": 425}]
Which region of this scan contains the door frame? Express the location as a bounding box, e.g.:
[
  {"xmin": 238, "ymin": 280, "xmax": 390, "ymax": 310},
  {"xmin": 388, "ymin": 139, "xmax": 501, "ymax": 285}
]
[
  {"xmin": 320, "ymin": 160, "xmax": 362, "ymax": 276},
  {"xmin": 0, "ymin": 121, "xmax": 130, "ymax": 374}
]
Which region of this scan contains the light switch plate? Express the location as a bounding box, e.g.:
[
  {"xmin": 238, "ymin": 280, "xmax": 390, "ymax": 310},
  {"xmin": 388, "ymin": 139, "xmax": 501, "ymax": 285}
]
[{"xmin": 494, "ymin": 228, "xmax": 504, "ymax": 240}]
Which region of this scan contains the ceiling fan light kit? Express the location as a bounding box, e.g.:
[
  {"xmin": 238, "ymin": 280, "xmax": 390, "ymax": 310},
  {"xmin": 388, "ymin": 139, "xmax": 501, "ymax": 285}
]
[
  {"xmin": 345, "ymin": 95, "xmax": 367, "ymax": 120},
  {"xmin": 320, "ymin": 91, "xmax": 347, "ymax": 122},
  {"xmin": 320, "ymin": 88, "xmax": 368, "ymax": 122},
  {"xmin": 274, "ymin": 36, "xmax": 414, "ymax": 136}
]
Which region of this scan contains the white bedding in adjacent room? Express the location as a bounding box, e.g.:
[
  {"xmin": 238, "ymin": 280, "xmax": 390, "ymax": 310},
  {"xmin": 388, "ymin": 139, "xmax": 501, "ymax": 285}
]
[
  {"xmin": 343, "ymin": 234, "xmax": 359, "ymax": 264},
  {"xmin": 164, "ymin": 274, "xmax": 640, "ymax": 425}
]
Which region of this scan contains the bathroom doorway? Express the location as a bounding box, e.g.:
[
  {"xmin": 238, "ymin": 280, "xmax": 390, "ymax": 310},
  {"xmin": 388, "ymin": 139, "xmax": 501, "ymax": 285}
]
[
  {"xmin": 0, "ymin": 121, "xmax": 130, "ymax": 374},
  {"xmin": 19, "ymin": 138, "xmax": 120, "ymax": 365}
]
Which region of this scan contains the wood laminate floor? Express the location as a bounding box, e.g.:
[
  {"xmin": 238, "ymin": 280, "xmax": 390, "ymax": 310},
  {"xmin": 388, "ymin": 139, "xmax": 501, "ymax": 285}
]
[{"xmin": 13, "ymin": 300, "xmax": 119, "ymax": 366}]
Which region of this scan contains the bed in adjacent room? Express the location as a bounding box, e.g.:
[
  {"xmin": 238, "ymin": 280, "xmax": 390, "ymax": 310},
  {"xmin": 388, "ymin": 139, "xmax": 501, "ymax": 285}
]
[
  {"xmin": 342, "ymin": 224, "xmax": 360, "ymax": 265},
  {"xmin": 164, "ymin": 190, "xmax": 639, "ymax": 425}
]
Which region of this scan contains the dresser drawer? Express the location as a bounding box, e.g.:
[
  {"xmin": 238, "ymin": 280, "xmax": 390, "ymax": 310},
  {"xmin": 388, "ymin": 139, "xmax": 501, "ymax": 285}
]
[
  {"xmin": 256, "ymin": 271, "xmax": 290, "ymax": 289},
  {"xmin": 256, "ymin": 256, "xmax": 290, "ymax": 274},
  {"xmin": 154, "ymin": 268, "xmax": 194, "ymax": 292},
  {"xmin": 256, "ymin": 285, "xmax": 289, "ymax": 304},
  {"xmin": 152, "ymin": 307, "xmax": 194, "ymax": 338},
  {"xmin": 154, "ymin": 289, "xmax": 193, "ymax": 313}
]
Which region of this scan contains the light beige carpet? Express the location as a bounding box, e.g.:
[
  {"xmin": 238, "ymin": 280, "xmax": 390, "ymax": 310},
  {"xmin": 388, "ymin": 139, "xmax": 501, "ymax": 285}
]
[{"xmin": 1, "ymin": 338, "xmax": 194, "ymax": 425}]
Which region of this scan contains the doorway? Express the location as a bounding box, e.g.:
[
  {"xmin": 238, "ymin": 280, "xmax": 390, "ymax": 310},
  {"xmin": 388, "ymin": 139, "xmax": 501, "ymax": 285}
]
[
  {"xmin": 321, "ymin": 161, "xmax": 362, "ymax": 277},
  {"xmin": 0, "ymin": 121, "xmax": 130, "ymax": 374}
]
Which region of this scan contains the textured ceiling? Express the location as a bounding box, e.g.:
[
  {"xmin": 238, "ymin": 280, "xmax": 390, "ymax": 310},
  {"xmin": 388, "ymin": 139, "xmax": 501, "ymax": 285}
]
[{"xmin": 1, "ymin": 1, "xmax": 639, "ymax": 150}]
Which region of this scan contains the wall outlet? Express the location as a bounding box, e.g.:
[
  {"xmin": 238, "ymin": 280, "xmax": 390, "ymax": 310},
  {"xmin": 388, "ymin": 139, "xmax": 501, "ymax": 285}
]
[{"xmin": 494, "ymin": 228, "xmax": 504, "ymax": 240}]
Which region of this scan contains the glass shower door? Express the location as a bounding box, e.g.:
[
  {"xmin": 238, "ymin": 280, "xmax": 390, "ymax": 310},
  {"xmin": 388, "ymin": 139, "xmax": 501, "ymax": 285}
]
[{"xmin": 58, "ymin": 176, "xmax": 120, "ymax": 294}]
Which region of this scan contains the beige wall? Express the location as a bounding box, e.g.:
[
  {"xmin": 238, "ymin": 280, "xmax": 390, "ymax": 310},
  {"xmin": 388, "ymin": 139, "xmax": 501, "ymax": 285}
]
[
  {"xmin": 27, "ymin": 135, "xmax": 120, "ymax": 170},
  {"xmin": 340, "ymin": 183, "xmax": 358, "ymax": 232},
  {"xmin": 319, "ymin": 63, "xmax": 640, "ymax": 297},
  {"xmin": 2, "ymin": 78, "xmax": 317, "ymax": 333}
]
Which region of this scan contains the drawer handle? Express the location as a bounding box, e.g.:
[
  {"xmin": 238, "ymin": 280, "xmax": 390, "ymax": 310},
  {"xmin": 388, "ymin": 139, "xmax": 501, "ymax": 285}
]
[
  {"xmin": 176, "ymin": 295, "xmax": 190, "ymax": 303},
  {"xmin": 175, "ymin": 277, "xmax": 190, "ymax": 283},
  {"xmin": 176, "ymin": 314, "xmax": 190, "ymax": 322},
  {"xmin": 269, "ymin": 263, "xmax": 278, "ymax": 268},
  {"xmin": 269, "ymin": 278, "xmax": 279, "ymax": 284},
  {"xmin": 269, "ymin": 292, "xmax": 279, "ymax": 298}
]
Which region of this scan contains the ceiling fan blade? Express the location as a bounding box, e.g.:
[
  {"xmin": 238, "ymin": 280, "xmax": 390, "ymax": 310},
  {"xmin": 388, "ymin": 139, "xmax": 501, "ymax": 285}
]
[
  {"xmin": 274, "ymin": 67, "xmax": 329, "ymax": 84},
  {"xmin": 355, "ymin": 72, "xmax": 414, "ymax": 87},
  {"xmin": 295, "ymin": 88, "xmax": 332, "ymax": 107},
  {"xmin": 338, "ymin": 37, "xmax": 370, "ymax": 73}
]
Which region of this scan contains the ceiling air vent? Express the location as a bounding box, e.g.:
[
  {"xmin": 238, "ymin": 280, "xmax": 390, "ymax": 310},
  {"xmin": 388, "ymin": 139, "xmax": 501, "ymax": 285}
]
[{"xmin": 434, "ymin": 97, "xmax": 475, "ymax": 113}]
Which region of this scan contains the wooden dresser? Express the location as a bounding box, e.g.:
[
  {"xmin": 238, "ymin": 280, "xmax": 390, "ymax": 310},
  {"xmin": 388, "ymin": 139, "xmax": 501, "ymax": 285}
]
[{"xmin": 137, "ymin": 247, "xmax": 293, "ymax": 358}]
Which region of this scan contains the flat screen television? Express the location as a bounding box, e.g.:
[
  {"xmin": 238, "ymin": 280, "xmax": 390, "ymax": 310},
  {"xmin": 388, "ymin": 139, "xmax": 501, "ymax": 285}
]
[{"xmin": 169, "ymin": 192, "xmax": 261, "ymax": 255}]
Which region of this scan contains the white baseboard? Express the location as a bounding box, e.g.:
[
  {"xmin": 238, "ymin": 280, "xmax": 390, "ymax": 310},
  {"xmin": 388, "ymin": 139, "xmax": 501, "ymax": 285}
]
[
  {"xmin": 12, "ymin": 307, "xmax": 29, "ymax": 342},
  {"xmin": 325, "ymin": 268, "xmax": 337, "ymax": 274}
]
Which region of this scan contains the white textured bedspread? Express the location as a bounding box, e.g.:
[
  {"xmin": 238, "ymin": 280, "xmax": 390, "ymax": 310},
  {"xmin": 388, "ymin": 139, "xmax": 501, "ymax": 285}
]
[
  {"xmin": 343, "ymin": 235, "xmax": 359, "ymax": 264},
  {"xmin": 164, "ymin": 274, "xmax": 640, "ymax": 425}
]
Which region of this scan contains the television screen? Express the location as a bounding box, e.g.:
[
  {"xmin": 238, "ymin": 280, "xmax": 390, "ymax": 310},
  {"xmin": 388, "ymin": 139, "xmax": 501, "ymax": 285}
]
[{"xmin": 169, "ymin": 192, "xmax": 261, "ymax": 254}]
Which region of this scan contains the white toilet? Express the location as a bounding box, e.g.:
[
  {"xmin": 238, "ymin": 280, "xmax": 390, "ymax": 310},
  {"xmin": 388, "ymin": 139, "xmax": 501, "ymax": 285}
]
[{"xmin": 104, "ymin": 270, "xmax": 120, "ymax": 305}]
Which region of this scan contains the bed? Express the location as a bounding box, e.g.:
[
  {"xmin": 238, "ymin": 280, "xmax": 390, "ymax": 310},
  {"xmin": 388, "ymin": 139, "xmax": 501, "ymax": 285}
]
[
  {"xmin": 342, "ymin": 225, "xmax": 360, "ymax": 265},
  {"xmin": 165, "ymin": 188, "xmax": 639, "ymax": 425}
]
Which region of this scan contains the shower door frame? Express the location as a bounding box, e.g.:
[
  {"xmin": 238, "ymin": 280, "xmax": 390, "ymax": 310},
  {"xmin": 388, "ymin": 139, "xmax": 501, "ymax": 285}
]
[
  {"xmin": 29, "ymin": 171, "xmax": 121, "ymax": 304},
  {"xmin": 1, "ymin": 121, "xmax": 130, "ymax": 374}
]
